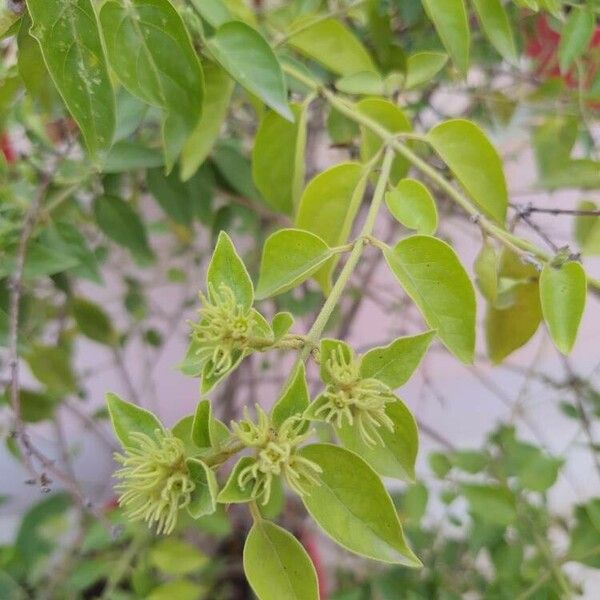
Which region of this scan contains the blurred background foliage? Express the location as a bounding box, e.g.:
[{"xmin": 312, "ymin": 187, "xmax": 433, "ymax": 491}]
[{"xmin": 1, "ymin": 0, "xmax": 600, "ymax": 598}]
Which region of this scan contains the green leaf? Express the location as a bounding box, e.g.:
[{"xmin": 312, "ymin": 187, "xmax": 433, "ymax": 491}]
[
  {"xmin": 148, "ymin": 580, "xmax": 205, "ymax": 600},
  {"xmin": 207, "ymin": 231, "xmax": 254, "ymax": 310},
  {"xmin": 336, "ymin": 71, "xmax": 385, "ymax": 96},
  {"xmin": 461, "ymin": 485, "xmax": 516, "ymax": 526},
  {"xmin": 299, "ymin": 444, "xmax": 421, "ymax": 566},
  {"xmin": 272, "ymin": 312, "xmax": 294, "ymax": 342},
  {"xmin": 486, "ymin": 251, "xmax": 542, "ymax": 363},
  {"xmin": 256, "ymin": 229, "xmax": 334, "ymax": 299},
  {"xmin": 539, "ymin": 261, "xmax": 587, "ymax": 355},
  {"xmin": 575, "ymin": 200, "xmax": 600, "ymax": 255},
  {"xmin": 72, "ymin": 298, "xmax": 117, "ymax": 346},
  {"xmin": 360, "ymin": 331, "xmax": 435, "ymax": 389},
  {"xmin": 252, "ymin": 104, "xmax": 306, "ymax": 215},
  {"xmin": 181, "ymin": 61, "xmax": 234, "ymax": 181},
  {"xmin": 404, "ymin": 52, "xmax": 448, "ymax": 89},
  {"xmin": 288, "ymin": 18, "xmax": 376, "ymax": 76},
  {"xmin": 106, "ymin": 392, "xmax": 163, "ymax": 448},
  {"xmin": 93, "ymin": 195, "xmax": 154, "ymax": 265},
  {"xmin": 150, "ymin": 538, "xmax": 206, "ymax": 575},
  {"xmin": 384, "ymin": 235, "xmax": 476, "ymax": 363},
  {"xmin": 385, "ymin": 179, "xmax": 438, "ymax": 235},
  {"xmin": 427, "ymin": 119, "xmax": 508, "ymax": 224},
  {"xmin": 217, "ymin": 456, "xmax": 256, "ymax": 503},
  {"xmin": 192, "ymin": 400, "xmax": 212, "ymax": 448},
  {"xmin": 0, "ymin": 241, "xmax": 80, "ymax": 280},
  {"xmin": 190, "ymin": 0, "xmax": 231, "ymax": 27},
  {"xmin": 26, "ymin": 345, "xmax": 77, "ymax": 395},
  {"xmin": 327, "ymin": 106, "xmax": 360, "ymax": 144},
  {"xmin": 102, "ymin": 141, "xmax": 164, "ymax": 173},
  {"xmin": 27, "ymin": 0, "xmax": 115, "ymax": 158},
  {"xmin": 337, "ymin": 399, "xmax": 418, "ymax": 482},
  {"xmin": 244, "ymin": 519, "xmax": 319, "ymax": 600},
  {"xmin": 271, "ymin": 363, "xmax": 309, "ymax": 428},
  {"xmin": 474, "ymin": 239, "xmax": 498, "ymax": 303},
  {"xmin": 421, "ymin": 0, "xmax": 469, "ymax": 74},
  {"xmin": 171, "ymin": 416, "xmax": 196, "ymax": 455},
  {"xmin": 17, "ymin": 15, "xmax": 57, "ymax": 113},
  {"xmin": 212, "ymin": 139, "xmax": 262, "ymax": 201},
  {"xmin": 50, "ymin": 222, "xmax": 102, "ymax": 284},
  {"xmin": 146, "ymin": 168, "xmax": 195, "ymax": 226},
  {"xmin": 208, "ymin": 21, "xmax": 292, "ymax": 121},
  {"xmin": 471, "ymin": 0, "xmax": 517, "ymax": 63},
  {"xmin": 186, "ymin": 458, "xmax": 218, "ymax": 518},
  {"xmin": 558, "ymin": 7, "xmax": 595, "ymax": 73},
  {"xmin": 357, "ymin": 99, "xmax": 412, "ymax": 185},
  {"xmin": 568, "ymin": 500, "xmax": 600, "ymax": 568},
  {"xmin": 1, "ymin": 389, "xmax": 57, "ymax": 423},
  {"xmin": 295, "ymin": 163, "xmax": 367, "ymax": 294},
  {"xmin": 99, "ymin": 0, "xmax": 204, "ymax": 171}
]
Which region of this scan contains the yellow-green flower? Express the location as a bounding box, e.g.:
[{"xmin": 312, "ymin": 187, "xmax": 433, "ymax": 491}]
[
  {"xmin": 312, "ymin": 346, "xmax": 395, "ymax": 446},
  {"xmin": 114, "ymin": 430, "xmax": 194, "ymax": 535},
  {"xmin": 231, "ymin": 406, "xmax": 321, "ymax": 505},
  {"xmin": 190, "ymin": 282, "xmax": 254, "ymax": 379}
]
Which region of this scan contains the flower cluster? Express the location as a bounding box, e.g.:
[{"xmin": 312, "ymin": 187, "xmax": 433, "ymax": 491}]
[
  {"xmin": 190, "ymin": 283, "xmax": 255, "ymax": 379},
  {"xmin": 114, "ymin": 430, "xmax": 194, "ymax": 535},
  {"xmin": 313, "ymin": 347, "xmax": 395, "ymax": 446},
  {"xmin": 231, "ymin": 406, "xmax": 321, "ymax": 505}
]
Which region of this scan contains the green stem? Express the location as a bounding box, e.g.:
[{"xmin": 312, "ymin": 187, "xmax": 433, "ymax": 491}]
[{"xmin": 300, "ymin": 147, "xmax": 395, "ymax": 358}]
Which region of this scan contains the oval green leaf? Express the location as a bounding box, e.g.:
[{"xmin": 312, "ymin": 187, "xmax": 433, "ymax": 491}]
[
  {"xmin": 405, "ymin": 52, "xmax": 448, "ymax": 89},
  {"xmin": 207, "ymin": 231, "xmax": 254, "ymax": 310},
  {"xmin": 385, "ymin": 179, "xmax": 438, "ymax": 235},
  {"xmin": 540, "ymin": 261, "xmax": 587, "ymax": 355},
  {"xmin": 181, "ymin": 61, "xmax": 234, "ymax": 181},
  {"xmin": 252, "ymin": 104, "xmax": 306, "ymax": 215},
  {"xmin": 299, "ymin": 444, "xmax": 421, "ymax": 566},
  {"xmin": 99, "ymin": 0, "xmax": 204, "ymax": 171},
  {"xmin": 384, "ymin": 235, "xmax": 476, "ymax": 363},
  {"xmin": 357, "ymin": 98, "xmax": 412, "ymax": 185},
  {"xmin": 485, "ymin": 250, "xmax": 542, "ymax": 364},
  {"xmin": 271, "ymin": 363, "xmax": 309, "ymax": 429},
  {"xmin": 256, "ymin": 229, "xmax": 334, "ymax": 299},
  {"xmin": 360, "ymin": 331, "xmax": 435, "ymax": 389},
  {"xmin": 208, "ymin": 21, "xmax": 292, "ymax": 121},
  {"xmin": 295, "ymin": 163, "xmax": 367, "ymax": 294},
  {"xmin": 28, "ymin": 0, "xmax": 115, "ymax": 158},
  {"xmin": 337, "ymin": 399, "xmax": 418, "ymax": 482},
  {"xmin": 244, "ymin": 519, "xmax": 319, "ymax": 600},
  {"xmin": 427, "ymin": 119, "xmax": 508, "ymax": 224},
  {"xmin": 421, "ymin": 0, "xmax": 469, "ymax": 75},
  {"xmin": 471, "ymin": 0, "xmax": 517, "ymax": 63},
  {"xmin": 288, "ymin": 18, "xmax": 376, "ymax": 76},
  {"xmin": 106, "ymin": 392, "xmax": 163, "ymax": 448},
  {"xmin": 558, "ymin": 7, "xmax": 595, "ymax": 73},
  {"xmin": 186, "ymin": 458, "xmax": 218, "ymax": 518}
]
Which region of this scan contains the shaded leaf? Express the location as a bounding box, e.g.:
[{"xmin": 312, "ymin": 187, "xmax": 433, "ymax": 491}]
[
  {"xmin": 28, "ymin": 0, "xmax": 115, "ymax": 157},
  {"xmin": 295, "ymin": 163, "xmax": 367, "ymax": 294},
  {"xmin": 99, "ymin": 0, "xmax": 204, "ymax": 170},
  {"xmin": 208, "ymin": 21, "xmax": 292, "ymax": 120}
]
